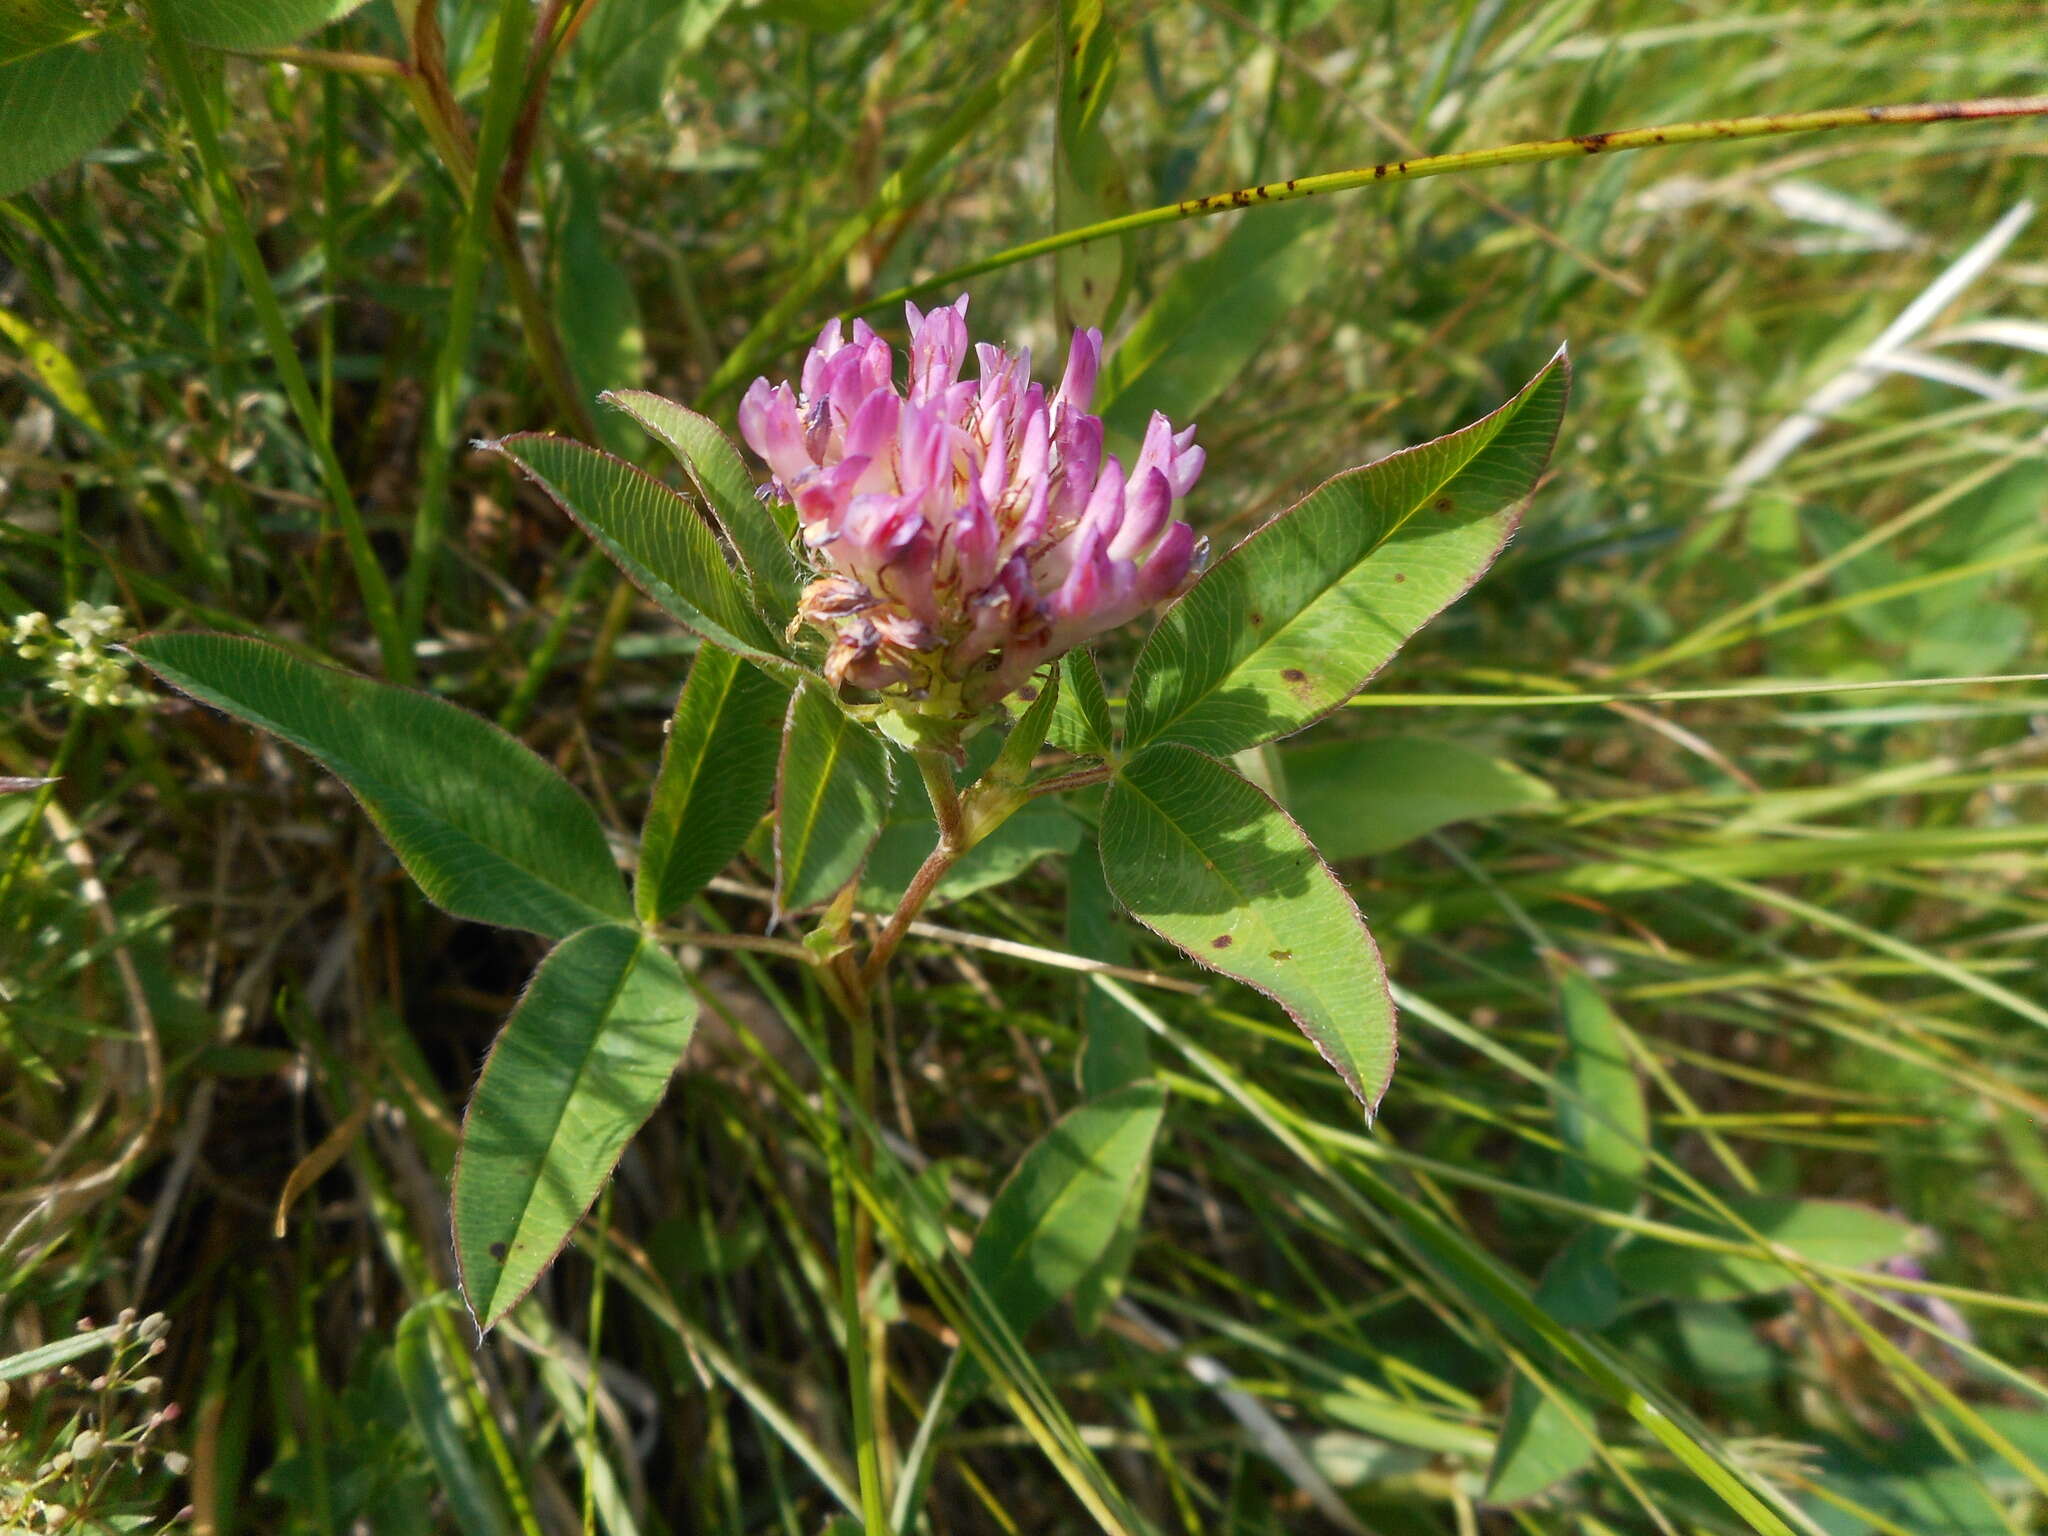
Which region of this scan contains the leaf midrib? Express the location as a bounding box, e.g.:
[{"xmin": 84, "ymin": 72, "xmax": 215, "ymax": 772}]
[
  {"xmin": 644, "ymin": 655, "xmax": 742, "ymax": 915},
  {"xmin": 473, "ymin": 928, "xmax": 648, "ymax": 1322},
  {"xmin": 497, "ymin": 438, "xmax": 783, "ymax": 659},
  {"xmin": 976, "ymin": 1099, "xmax": 1161, "ymax": 1322},
  {"xmin": 1111, "ymin": 761, "xmax": 1345, "ymax": 1024},
  {"xmin": 1137, "ymin": 421, "xmax": 1506, "ymax": 747},
  {"xmin": 0, "ymin": 17, "xmax": 134, "ymax": 71},
  {"xmin": 150, "ymin": 652, "xmax": 621, "ymax": 928},
  {"xmin": 782, "ymin": 705, "xmax": 849, "ymax": 903}
]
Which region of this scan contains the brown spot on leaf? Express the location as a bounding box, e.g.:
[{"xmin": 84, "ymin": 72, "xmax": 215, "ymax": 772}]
[
  {"xmin": 1282, "ymin": 668, "xmax": 1307, "ymax": 682},
  {"xmin": 1247, "ymin": 609, "xmax": 1264, "ymax": 626},
  {"xmin": 1269, "ymin": 948, "xmax": 1293, "ymax": 962},
  {"xmin": 489, "ymin": 1242, "xmax": 509, "ymax": 1261},
  {"xmin": 1212, "ymin": 934, "xmax": 1233, "ymax": 949},
  {"xmin": 1393, "ymin": 573, "xmax": 1406, "ymax": 583},
  {"xmin": 1435, "ymin": 496, "xmax": 1454, "ymax": 511}
]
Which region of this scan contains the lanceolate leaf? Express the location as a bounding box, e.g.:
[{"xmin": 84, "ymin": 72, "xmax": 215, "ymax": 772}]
[
  {"xmin": 1485, "ymin": 1375, "xmax": 1598, "ymax": 1504},
  {"xmin": 483, "ymin": 433, "xmax": 792, "ymax": 673},
  {"xmin": 454, "ymin": 924, "xmax": 699, "ymax": 1330},
  {"xmin": 858, "ymin": 799, "xmax": 1080, "ymax": 912},
  {"xmin": 0, "ymin": 28, "xmax": 145, "ymax": 198},
  {"xmin": 132, "ymin": 634, "xmax": 629, "ymax": 937},
  {"xmin": 774, "ymin": 680, "xmax": 895, "ymax": 915},
  {"xmin": 636, "ymin": 647, "xmax": 790, "ymax": 925},
  {"xmin": 1614, "ymin": 1198, "xmax": 1917, "ymax": 1301},
  {"xmin": 1283, "ymin": 734, "xmax": 1555, "ymax": 859},
  {"xmin": 1553, "ymin": 961, "xmax": 1650, "ymax": 1211},
  {"xmin": 1049, "ymin": 649, "xmax": 1114, "ymax": 757},
  {"xmin": 162, "ymin": 0, "xmax": 373, "ymax": 49},
  {"xmin": 1070, "ymin": 838, "xmax": 1149, "ymax": 1099},
  {"xmin": 554, "ymin": 152, "xmax": 647, "ymax": 455},
  {"xmin": 1126, "ymin": 349, "xmax": 1570, "ymax": 755},
  {"xmin": 393, "ymin": 1302, "xmax": 520, "ymax": 1536},
  {"xmin": 1095, "ymin": 198, "xmax": 1330, "ymax": 443},
  {"xmin": 604, "ymin": 388, "xmax": 803, "ymax": 625},
  {"xmin": 969, "ymin": 1080, "xmax": 1167, "ymax": 1334},
  {"xmin": 1051, "ymin": 0, "xmax": 1127, "ymax": 331},
  {"xmin": 1099, "ymin": 744, "xmax": 1396, "ymax": 1116}
]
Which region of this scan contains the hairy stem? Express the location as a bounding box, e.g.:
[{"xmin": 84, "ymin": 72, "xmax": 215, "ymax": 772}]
[{"xmin": 855, "ymin": 93, "xmax": 2048, "ymax": 317}]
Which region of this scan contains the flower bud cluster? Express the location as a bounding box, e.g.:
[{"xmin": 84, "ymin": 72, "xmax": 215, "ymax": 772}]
[
  {"xmin": 11, "ymin": 602, "xmax": 147, "ymax": 708},
  {"xmin": 740, "ymin": 296, "xmax": 1206, "ymax": 717},
  {"xmin": 0, "ymin": 1309, "xmax": 189, "ymax": 1531}
]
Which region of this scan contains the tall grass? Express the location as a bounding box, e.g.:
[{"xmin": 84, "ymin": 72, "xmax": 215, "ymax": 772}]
[{"xmin": 3, "ymin": 2, "xmax": 2046, "ymax": 1531}]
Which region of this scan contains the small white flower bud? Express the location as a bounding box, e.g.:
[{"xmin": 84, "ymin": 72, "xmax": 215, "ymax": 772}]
[
  {"xmin": 163, "ymin": 1451, "xmax": 190, "ymax": 1476},
  {"xmin": 70, "ymin": 1431, "xmax": 101, "ymax": 1461}
]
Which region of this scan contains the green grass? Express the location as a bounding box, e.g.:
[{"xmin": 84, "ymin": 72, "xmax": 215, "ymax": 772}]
[{"xmin": 4, "ymin": 1, "xmax": 2047, "ymax": 1531}]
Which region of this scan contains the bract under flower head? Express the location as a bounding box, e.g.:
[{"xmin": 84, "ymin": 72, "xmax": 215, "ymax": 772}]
[{"xmin": 739, "ymin": 296, "xmax": 1206, "ymax": 723}]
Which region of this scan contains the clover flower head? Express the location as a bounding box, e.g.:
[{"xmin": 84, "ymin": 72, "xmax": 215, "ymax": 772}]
[{"xmin": 739, "ymin": 295, "xmax": 1206, "ymax": 719}]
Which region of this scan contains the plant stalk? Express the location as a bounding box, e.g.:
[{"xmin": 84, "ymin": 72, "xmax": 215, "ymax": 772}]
[
  {"xmin": 855, "ymin": 93, "xmax": 2048, "ymax": 316},
  {"xmin": 400, "ymin": 0, "xmax": 535, "ymax": 649}
]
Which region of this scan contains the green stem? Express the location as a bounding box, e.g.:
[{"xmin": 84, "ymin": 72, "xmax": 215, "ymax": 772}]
[
  {"xmin": 830, "ymin": 1022, "xmax": 890, "ymax": 1536},
  {"xmin": 494, "ymin": 540, "xmax": 604, "ymax": 731},
  {"xmin": 855, "ymin": 92, "xmax": 2048, "ymax": 316},
  {"xmin": 0, "ymin": 707, "xmax": 86, "ymax": 934},
  {"xmin": 579, "ymin": 1181, "xmax": 614, "ymax": 1536},
  {"xmin": 401, "ymin": 0, "xmax": 534, "ymax": 649},
  {"xmin": 147, "ymin": 8, "xmax": 412, "ymax": 680}
]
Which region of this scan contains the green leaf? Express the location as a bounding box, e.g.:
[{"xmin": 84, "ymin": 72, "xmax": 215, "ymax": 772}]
[
  {"xmin": 483, "ymin": 433, "xmax": 791, "ymax": 672},
  {"xmin": 1552, "ymin": 962, "xmax": 1649, "ymax": 1211},
  {"xmin": 1535, "ymin": 1228, "xmax": 1623, "ymax": 1330},
  {"xmin": 0, "ymin": 28, "xmax": 145, "ymax": 197},
  {"xmin": 1670, "ymin": 1302, "xmax": 1778, "ymax": 1396},
  {"xmin": 1052, "ymin": 0, "xmax": 1127, "ymax": 331},
  {"xmin": 453, "ymin": 925, "xmax": 699, "ymax": 1330},
  {"xmin": 1282, "ymin": 734, "xmax": 1555, "ymax": 859},
  {"xmin": 1095, "ymin": 198, "xmax": 1330, "ymax": 443},
  {"xmin": 573, "ymin": 0, "xmax": 738, "ymax": 118},
  {"xmin": 553, "ymin": 151, "xmax": 646, "ymax": 456},
  {"xmin": 0, "ymin": 0, "xmax": 98, "ymax": 66},
  {"xmin": 1099, "ymin": 744, "xmax": 1396, "ymax": 1116},
  {"xmin": 1068, "ymin": 1142, "xmax": 1149, "ymax": 1336},
  {"xmin": 131, "ymin": 634, "xmax": 629, "ymax": 938},
  {"xmin": 1615, "ymin": 1198, "xmax": 1918, "ymax": 1300},
  {"xmin": 1071, "ymin": 838, "xmax": 1148, "ymax": 1098},
  {"xmin": 1125, "ymin": 348, "xmax": 1571, "ymax": 755},
  {"xmin": 0, "ymin": 1323, "xmax": 123, "ymax": 1383},
  {"xmin": 969, "ymin": 1080, "xmax": 1167, "ymax": 1334},
  {"xmin": 1485, "ymin": 1374, "xmax": 1597, "ymax": 1504},
  {"xmin": 858, "ymin": 798, "xmax": 1079, "ymax": 913},
  {"xmin": 774, "ymin": 680, "xmax": 895, "ymax": 914},
  {"xmin": 636, "ymin": 647, "xmax": 790, "ymax": 925},
  {"xmin": 162, "ymin": 0, "xmax": 371, "ymax": 48},
  {"xmin": 392, "ymin": 1302, "xmax": 518, "ymax": 1536},
  {"xmin": 1049, "ymin": 649, "xmax": 1114, "ymax": 757},
  {"xmin": 604, "ymin": 388, "xmax": 804, "ymax": 626},
  {"xmin": 990, "ymin": 667, "xmax": 1061, "ymax": 787}
]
